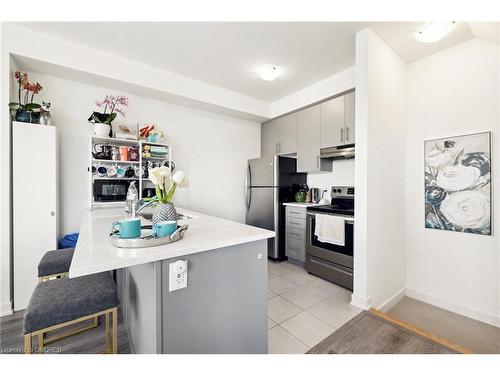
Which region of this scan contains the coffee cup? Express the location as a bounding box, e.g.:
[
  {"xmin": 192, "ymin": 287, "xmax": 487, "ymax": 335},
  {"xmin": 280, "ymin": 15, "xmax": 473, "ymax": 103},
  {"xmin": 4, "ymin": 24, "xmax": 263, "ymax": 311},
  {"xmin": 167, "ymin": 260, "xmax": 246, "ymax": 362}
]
[
  {"xmin": 152, "ymin": 220, "xmax": 177, "ymax": 238},
  {"xmin": 116, "ymin": 167, "xmax": 126, "ymax": 178},
  {"xmin": 97, "ymin": 165, "xmax": 108, "ymax": 177},
  {"xmin": 107, "ymin": 165, "xmax": 117, "ymax": 177},
  {"xmin": 111, "ymin": 218, "xmax": 141, "ymax": 239},
  {"xmin": 125, "ymin": 166, "xmax": 135, "ymax": 178}
]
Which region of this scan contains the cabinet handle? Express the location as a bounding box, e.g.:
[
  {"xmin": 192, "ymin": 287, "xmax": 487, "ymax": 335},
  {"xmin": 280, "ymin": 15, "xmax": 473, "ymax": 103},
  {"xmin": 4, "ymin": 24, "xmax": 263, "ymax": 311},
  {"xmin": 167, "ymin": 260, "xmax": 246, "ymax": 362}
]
[
  {"xmin": 341, "ymin": 128, "xmax": 344, "ymax": 142},
  {"xmin": 316, "ymin": 155, "xmax": 320, "ymax": 168},
  {"xmin": 346, "ymin": 127, "xmax": 349, "ymax": 141},
  {"xmin": 50, "ymin": 211, "xmax": 55, "ymax": 216},
  {"xmin": 278, "ymin": 143, "xmax": 281, "ymax": 153},
  {"xmin": 275, "ymin": 143, "xmax": 278, "ymax": 153}
]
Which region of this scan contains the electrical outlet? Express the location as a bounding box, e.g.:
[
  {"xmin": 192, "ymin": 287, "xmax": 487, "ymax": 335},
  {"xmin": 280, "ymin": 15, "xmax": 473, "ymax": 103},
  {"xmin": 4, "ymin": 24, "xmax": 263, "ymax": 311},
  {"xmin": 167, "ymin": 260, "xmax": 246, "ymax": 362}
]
[{"xmin": 169, "ymin": 260, "xmax": 188, "ymax": 292}]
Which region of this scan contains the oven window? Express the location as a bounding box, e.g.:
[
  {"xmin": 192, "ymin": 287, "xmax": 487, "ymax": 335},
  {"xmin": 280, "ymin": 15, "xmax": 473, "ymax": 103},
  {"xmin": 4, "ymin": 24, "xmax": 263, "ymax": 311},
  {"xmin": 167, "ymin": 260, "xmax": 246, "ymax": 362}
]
[{"xmin": 310, "ymin": 216, "xmax": 354, "ymax": 257}]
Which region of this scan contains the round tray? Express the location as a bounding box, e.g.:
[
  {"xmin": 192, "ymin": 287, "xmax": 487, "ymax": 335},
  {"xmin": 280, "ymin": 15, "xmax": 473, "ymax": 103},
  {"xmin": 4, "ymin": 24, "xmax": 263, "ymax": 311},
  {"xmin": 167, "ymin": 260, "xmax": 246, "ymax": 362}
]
[{"xmin": 110, "ymin": 225, "xmax": 189, "ymax": 248}]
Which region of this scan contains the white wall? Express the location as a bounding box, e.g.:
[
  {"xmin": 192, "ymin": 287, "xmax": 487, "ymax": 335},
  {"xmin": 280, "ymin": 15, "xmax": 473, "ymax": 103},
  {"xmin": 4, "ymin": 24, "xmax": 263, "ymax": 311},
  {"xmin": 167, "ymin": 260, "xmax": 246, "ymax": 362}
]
[
  {"xmin": 353, "ymin": 29, "xmax": 407, "ymax": 310},
  {"xmin": 307, "ymin": 159, "xmax": 355, "ymax": 199},
  {"xmin": 271, "ymin": 67, "xmax": 355, "ymax": 118},
  {"xmin": 23, "ymin": 71, "xmax": 260, "ymax": 235},
  {"xmin": 405, "ymin": 39, "xmax": 500, "ymax": 326}
]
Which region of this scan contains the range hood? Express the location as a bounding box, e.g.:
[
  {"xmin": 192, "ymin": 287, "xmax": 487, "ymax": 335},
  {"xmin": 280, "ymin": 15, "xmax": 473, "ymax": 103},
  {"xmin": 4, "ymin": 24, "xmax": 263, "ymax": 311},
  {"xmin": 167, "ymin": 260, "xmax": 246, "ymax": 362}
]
[{"xmin": 320, "ymin": 144, "xmax": 355, "ymax": 160}]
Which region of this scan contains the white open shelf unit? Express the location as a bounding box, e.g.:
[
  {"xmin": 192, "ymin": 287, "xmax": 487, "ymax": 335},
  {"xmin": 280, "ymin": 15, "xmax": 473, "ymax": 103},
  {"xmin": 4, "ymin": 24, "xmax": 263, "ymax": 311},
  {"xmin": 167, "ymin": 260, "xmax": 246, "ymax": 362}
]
[{"xmin": 89, "ymin": 136, "xmax": 172, "ymax": 208}]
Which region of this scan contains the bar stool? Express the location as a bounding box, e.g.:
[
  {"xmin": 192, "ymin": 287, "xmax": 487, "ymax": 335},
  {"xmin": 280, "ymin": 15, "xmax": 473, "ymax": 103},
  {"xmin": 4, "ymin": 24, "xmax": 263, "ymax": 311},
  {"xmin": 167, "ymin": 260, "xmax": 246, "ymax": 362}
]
[
  {"xmin": 37, "ymin": 248, "xmax": 99, "ymax": 337},
  {"xmin": 38, "ymin": 248, "xmax": 75, "ymax": 282},
  {"xmin": 23, "ymin": 272, "xmax": 118, "ymax": 354}
]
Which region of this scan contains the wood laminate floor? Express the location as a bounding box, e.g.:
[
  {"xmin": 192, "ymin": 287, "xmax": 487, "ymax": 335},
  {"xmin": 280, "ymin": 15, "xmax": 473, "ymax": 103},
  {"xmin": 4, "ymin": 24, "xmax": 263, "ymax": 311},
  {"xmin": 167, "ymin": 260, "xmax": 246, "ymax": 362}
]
[
  {"xmin": 307, "ymin": 311, "xmax": 457, "ymax": 354},
  {"xmin": 388, "ymin": 297, "xmax": 500, "ymax": 354},
  {"xmin": 0, "ymin": 308, "xmax": 131, "ymax": 354}
]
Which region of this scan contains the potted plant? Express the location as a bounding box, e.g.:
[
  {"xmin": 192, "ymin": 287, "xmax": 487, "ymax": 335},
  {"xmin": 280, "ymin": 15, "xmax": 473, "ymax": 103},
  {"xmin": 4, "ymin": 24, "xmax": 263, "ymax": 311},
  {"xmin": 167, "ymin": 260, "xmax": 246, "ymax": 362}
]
[
  {"xmin": 9, "ymin": 71, "xmax": 43, "ymax": 123},
  {"xmin": 88, "ymin": 95, "xmax": 128, "ymax": 137},
  {"xmin": 148, "ymin": 166, "xmax": 187, "ymax": 224}
]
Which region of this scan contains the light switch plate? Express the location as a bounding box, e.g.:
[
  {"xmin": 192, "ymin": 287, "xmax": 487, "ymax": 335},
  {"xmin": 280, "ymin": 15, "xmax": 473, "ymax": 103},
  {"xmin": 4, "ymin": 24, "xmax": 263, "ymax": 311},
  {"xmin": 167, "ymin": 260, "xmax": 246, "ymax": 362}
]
[{"xmin": 169, "ymin": 260, "xmax": 188, "ymax": 292}]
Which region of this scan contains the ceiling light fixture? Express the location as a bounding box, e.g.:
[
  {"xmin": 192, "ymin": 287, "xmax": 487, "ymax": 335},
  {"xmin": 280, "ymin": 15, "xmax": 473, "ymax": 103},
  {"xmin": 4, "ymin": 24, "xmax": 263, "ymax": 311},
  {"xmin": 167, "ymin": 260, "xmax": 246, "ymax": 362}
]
[
  {"xmin": 415, "ymin": 21, "xmax": 456, "ymax": 43},
  {"xmin": 256, "ymin": 65, "xmax": 281, "ymax": 81}
]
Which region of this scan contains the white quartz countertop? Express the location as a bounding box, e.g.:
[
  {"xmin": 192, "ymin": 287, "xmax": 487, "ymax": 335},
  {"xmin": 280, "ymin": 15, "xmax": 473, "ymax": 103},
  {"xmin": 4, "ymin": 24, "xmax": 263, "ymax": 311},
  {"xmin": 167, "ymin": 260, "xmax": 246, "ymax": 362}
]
[
  {"xmin": 282, "ymin": 202, "xmax": 325, "ymax": 207},
  {"xmin": 70, "ymin": 206, "xmax": 275, "ymax": 278}
]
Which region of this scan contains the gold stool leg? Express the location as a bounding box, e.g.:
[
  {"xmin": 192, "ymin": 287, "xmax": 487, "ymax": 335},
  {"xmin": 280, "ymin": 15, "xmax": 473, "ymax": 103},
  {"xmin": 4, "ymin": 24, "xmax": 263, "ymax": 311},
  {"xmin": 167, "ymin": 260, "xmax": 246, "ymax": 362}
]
[
  {"xmin": 105, "ymin": 312, "xmax": 110, "ymax": 353},
  {"xmin": 38, "ymin": 334, "xmax": 43, "ymax": 353},
  {"xmin": 24, "ymin": 334, "xmax": 32, "ymax": 354},
  {"xmin": 112, "ymin": 307, "xmax": 118, "ymax": 354}
]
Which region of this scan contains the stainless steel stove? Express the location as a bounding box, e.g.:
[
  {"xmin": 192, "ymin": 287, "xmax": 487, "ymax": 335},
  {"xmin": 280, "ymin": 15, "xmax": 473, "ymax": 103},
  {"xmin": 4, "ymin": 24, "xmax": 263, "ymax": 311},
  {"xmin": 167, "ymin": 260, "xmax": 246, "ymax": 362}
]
[{"xmin": 305, "ymin": 186, "xmax": 354, "ymax": 290}]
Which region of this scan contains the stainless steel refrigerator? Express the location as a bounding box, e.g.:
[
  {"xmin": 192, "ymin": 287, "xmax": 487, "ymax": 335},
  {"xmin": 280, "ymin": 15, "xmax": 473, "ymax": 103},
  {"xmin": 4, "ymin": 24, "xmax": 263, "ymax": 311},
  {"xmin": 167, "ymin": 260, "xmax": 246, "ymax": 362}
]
[{"xmin": 245, "ymin": 155, "xmax": 306, "ymax": 260}]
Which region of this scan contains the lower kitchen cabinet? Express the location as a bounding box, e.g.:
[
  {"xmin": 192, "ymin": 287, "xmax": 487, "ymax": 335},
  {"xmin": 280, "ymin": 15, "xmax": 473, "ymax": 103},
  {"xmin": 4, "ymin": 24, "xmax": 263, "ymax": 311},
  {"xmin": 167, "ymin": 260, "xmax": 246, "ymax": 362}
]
[{"xmin": 285, "ymin": 206, "xmax": 307, "ymax": 263}]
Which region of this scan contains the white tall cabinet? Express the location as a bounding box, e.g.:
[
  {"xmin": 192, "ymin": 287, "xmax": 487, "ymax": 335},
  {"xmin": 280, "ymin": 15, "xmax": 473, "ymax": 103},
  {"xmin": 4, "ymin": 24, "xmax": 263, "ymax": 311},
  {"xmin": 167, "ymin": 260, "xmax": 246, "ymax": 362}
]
[{"xmin": 13, "ymin": 121, "xmax": 58, "ymax": 310}]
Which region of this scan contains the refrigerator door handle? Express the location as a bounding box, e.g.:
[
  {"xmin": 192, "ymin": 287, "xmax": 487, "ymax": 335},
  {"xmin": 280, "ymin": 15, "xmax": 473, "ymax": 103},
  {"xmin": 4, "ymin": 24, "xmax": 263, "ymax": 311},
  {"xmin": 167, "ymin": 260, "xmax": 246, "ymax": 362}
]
[{"xmin": 246, "ymin": 165, "xmax": 252, "ymax": 211}]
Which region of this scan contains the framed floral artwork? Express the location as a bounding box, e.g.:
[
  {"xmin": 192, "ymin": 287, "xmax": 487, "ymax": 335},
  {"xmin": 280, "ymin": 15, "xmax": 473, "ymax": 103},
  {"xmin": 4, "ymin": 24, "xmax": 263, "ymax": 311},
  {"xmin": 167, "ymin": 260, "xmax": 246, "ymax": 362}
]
[{"xmin": 425, "ymin": 132, "xmax": 491, "ymax": 235}]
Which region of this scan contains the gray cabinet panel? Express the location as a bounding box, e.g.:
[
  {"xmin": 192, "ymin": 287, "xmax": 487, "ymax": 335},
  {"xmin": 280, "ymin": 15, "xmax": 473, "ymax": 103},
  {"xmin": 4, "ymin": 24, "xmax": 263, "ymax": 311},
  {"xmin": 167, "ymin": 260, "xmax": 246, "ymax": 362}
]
[
  {"xmin": 276, "ymin": 113, "xmax": 297, "ymax": 155},
  {"xmin": 296, "ymin": 104, "xmax": 321, "ymax": 172},
  {"xmin": 344, "ymin": 91, "xmax": 355, "ymax": 143},
  {"xmin": 261, "ymin": 114, "xmax": 297, "ymax": 156},
  {"xmin": 261, "ymin": 120, "xmax": 279, "ymax": 157},
  {"xmin": 285, "ymin": 205, "xmax": 307, "ymax": 220},
  {"xmin": 286, "ymin": 236, "xmax": 306, "ymax": 262},
  {"xmin": 320, "ymin": 95, "xmax": 345, "ymax": 148}
]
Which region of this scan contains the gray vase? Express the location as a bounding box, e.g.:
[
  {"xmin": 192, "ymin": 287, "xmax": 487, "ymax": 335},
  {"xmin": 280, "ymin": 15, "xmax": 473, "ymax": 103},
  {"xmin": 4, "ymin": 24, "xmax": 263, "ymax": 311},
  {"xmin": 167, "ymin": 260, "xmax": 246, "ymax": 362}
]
[{"xmin": 152, "ymin": 202, "xmax": 177, "ymax": 225}]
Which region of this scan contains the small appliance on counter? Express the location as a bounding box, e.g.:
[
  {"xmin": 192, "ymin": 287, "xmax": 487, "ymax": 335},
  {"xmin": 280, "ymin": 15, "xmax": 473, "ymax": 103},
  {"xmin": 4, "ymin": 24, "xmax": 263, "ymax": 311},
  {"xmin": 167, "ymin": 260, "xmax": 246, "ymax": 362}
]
[
  {"xmin": 306, "ymin": 186, "xmax": 354, "ymax": 290},
  {"xmin": 310, "ymin": 188, "xmax": 325, "ymax": 203}
]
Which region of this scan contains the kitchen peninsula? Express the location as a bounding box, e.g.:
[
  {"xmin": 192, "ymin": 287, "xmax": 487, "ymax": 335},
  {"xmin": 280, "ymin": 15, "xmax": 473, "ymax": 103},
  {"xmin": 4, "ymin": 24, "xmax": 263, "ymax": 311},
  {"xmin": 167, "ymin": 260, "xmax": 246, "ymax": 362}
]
[{"xmin": 70, "ymin": 207, "xmax": 274, "ymax": 354}]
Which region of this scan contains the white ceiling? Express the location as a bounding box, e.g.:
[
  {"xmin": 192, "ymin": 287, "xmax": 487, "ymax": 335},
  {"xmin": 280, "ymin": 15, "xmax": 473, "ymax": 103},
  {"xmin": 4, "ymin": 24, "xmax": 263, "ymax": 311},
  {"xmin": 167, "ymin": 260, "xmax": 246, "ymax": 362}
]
[{"xmin": 16, "ymin": 22, "xmax": 498, "ymax": 102}]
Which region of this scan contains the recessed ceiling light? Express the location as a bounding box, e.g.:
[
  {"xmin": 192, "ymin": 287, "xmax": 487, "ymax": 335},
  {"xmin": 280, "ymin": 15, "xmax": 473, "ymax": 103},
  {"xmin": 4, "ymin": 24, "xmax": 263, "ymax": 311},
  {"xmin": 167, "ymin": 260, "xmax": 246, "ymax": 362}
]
[
  {"xmin": 415, "ymin": 21, "xmax": 456, "ymax": 43},
  {"xmin": 256, "ymin": 65, "xmax": 281, "ymax": 81}
]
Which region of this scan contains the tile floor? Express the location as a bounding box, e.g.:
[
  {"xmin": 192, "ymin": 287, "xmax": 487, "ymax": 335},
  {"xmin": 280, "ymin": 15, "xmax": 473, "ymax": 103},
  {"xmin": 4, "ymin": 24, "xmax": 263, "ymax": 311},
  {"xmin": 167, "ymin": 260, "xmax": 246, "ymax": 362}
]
[{"xmin": 267, "ymin": 260, "xmax": 361, "ymax": 354}]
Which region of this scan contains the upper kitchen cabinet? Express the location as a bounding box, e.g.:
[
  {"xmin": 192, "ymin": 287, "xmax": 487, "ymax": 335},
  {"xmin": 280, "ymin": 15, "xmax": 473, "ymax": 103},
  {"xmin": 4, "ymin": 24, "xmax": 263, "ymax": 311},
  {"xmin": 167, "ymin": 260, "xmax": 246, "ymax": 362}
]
[
  {"xmin": 344, "ymin": 90, "xmax": 355, "ymax": 143},
  {"xmin": 320, "ymin": 90, "xmax": 355, "ymax": 148},
  {"xmin": 296, "ymin": 104, "xmax": 331, "ymax": 173},
  {"xmin": 261, "ymin": 113, "xmax": 297, "ymax": 156},
  {"xmin": 320, "ymin": 95, "xmax": 344, "ymax": 148}
]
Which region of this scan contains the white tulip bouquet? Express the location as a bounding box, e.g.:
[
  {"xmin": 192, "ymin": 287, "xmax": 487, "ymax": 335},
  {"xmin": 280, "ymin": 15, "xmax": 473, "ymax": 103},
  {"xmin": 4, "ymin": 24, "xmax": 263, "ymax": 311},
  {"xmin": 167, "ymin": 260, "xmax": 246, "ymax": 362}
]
[{"xmin": 149, "ymin": 166, "xmax": 187, "ymax": 203}]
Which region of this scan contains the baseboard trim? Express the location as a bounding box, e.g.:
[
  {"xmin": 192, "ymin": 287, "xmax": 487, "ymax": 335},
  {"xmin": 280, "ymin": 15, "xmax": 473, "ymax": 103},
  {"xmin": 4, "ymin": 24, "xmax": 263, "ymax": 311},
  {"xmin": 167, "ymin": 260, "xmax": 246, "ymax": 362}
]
[
  {"xmin": 0, "ymin": 300, "xmax": 13, "ymax": 317},
  {"xmin": 351, "ymin": 293, "xmax": 371, "ymax": 310},
  {"xmin": 376, "ymin": 288, "xmax": 406, "ymax": 312},
  {"xmin": 406, "ymin": 288, "xmax": 500, "ymax": 328}
]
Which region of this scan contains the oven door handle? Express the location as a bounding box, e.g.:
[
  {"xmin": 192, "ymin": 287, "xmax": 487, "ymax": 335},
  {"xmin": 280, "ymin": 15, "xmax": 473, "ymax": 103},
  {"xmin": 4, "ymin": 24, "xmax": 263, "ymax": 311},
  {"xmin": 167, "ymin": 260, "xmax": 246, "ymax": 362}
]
[{"xmin": 307, "ymin": 212, "xmax": 354, "ymax": 223}]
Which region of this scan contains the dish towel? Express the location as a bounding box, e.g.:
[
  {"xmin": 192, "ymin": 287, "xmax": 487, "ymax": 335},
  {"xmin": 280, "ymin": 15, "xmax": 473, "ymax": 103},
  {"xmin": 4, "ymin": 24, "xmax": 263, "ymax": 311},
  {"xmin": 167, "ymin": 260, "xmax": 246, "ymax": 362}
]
[{"xmin": 314, "ymin": 214, "xmax": 345, "ymax": 246}]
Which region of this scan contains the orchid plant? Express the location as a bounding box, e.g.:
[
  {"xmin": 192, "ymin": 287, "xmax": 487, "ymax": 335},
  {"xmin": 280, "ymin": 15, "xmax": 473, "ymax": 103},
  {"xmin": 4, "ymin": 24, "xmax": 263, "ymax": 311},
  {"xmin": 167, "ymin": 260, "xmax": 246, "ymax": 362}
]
[
  {"xmin": 149, "ymin": 166, "xmax": 187, "ymax": 203},
  {"xmin": 88, "ymin": 95, "xmax": 128, "ymax": 125},
  {"xmin": 9, "ymin": 71, "xmax": 43, "ymax": 112}
]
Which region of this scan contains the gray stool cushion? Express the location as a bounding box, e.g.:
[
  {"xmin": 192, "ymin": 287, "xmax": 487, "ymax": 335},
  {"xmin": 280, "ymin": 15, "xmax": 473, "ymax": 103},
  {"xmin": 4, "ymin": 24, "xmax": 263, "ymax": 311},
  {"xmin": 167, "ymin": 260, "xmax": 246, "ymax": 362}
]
[
  {"xmin": 38, "ymin": 248, "xmax": 75, "ymax": 277},
  {"xmin": 24, "ymin": 272, "xmax": 117, "ymax": 334}
]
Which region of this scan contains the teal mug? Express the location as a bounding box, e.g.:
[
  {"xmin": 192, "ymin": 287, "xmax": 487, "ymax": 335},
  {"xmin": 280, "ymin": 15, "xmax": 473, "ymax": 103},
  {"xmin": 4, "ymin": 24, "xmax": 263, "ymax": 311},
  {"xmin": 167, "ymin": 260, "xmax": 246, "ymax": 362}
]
[
  {"xmin": 152, "ymin": 220, "xmax": 177, "ymax": 238},
  {"xmin": 111, "ymin": 218, "xmax": 141, "ymax": 239}
]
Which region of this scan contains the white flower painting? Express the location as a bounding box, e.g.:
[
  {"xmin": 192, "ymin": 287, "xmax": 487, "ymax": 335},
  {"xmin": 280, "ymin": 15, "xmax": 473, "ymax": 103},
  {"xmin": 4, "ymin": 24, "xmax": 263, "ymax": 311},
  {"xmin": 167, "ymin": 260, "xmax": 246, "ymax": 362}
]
[{"xmin": 424, "ymin": 132, "xmax": 491, "ymax": 235}]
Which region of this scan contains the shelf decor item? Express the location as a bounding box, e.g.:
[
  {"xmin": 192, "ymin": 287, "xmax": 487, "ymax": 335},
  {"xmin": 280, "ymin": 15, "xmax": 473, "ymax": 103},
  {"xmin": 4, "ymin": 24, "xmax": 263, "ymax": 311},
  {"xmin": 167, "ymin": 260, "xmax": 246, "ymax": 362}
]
[
  {"xmin": 9, "ymin": 71, "xmax": 43, "ymax": 124},
  {"xmin": 88, "ymin": 95, "xmax": 128, "ymax": 137},
  {"xmin": 148, "ymin": 166, "xmax": 187, "ymax": 224},
  {"xmin": 139, "ymin": 124, "xmax": 164, "ymax": 142},
  {"xmin": 424, "ymin": 132, "xmax": 491, "ymax": 235}
]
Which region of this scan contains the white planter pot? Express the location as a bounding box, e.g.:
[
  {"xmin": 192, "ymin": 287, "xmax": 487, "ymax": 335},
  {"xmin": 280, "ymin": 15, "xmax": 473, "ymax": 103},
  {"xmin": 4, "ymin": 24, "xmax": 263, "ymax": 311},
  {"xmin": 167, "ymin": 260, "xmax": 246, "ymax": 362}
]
[{"xmin": 94, "ymin": 123, "xmax": 111, "ymax": 137}]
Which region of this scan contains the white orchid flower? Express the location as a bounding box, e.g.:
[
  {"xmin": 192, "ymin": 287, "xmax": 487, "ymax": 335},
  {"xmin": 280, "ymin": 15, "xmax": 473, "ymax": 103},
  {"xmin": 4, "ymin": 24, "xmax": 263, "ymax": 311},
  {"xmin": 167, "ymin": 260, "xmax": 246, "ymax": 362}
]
[
  {"xmin": 172, "ymin": 170, "xmax": 186, "ymax": 185},
  {"xmin": 149, "ymin": 167, "xmax": 164, "ymax": 186}
]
